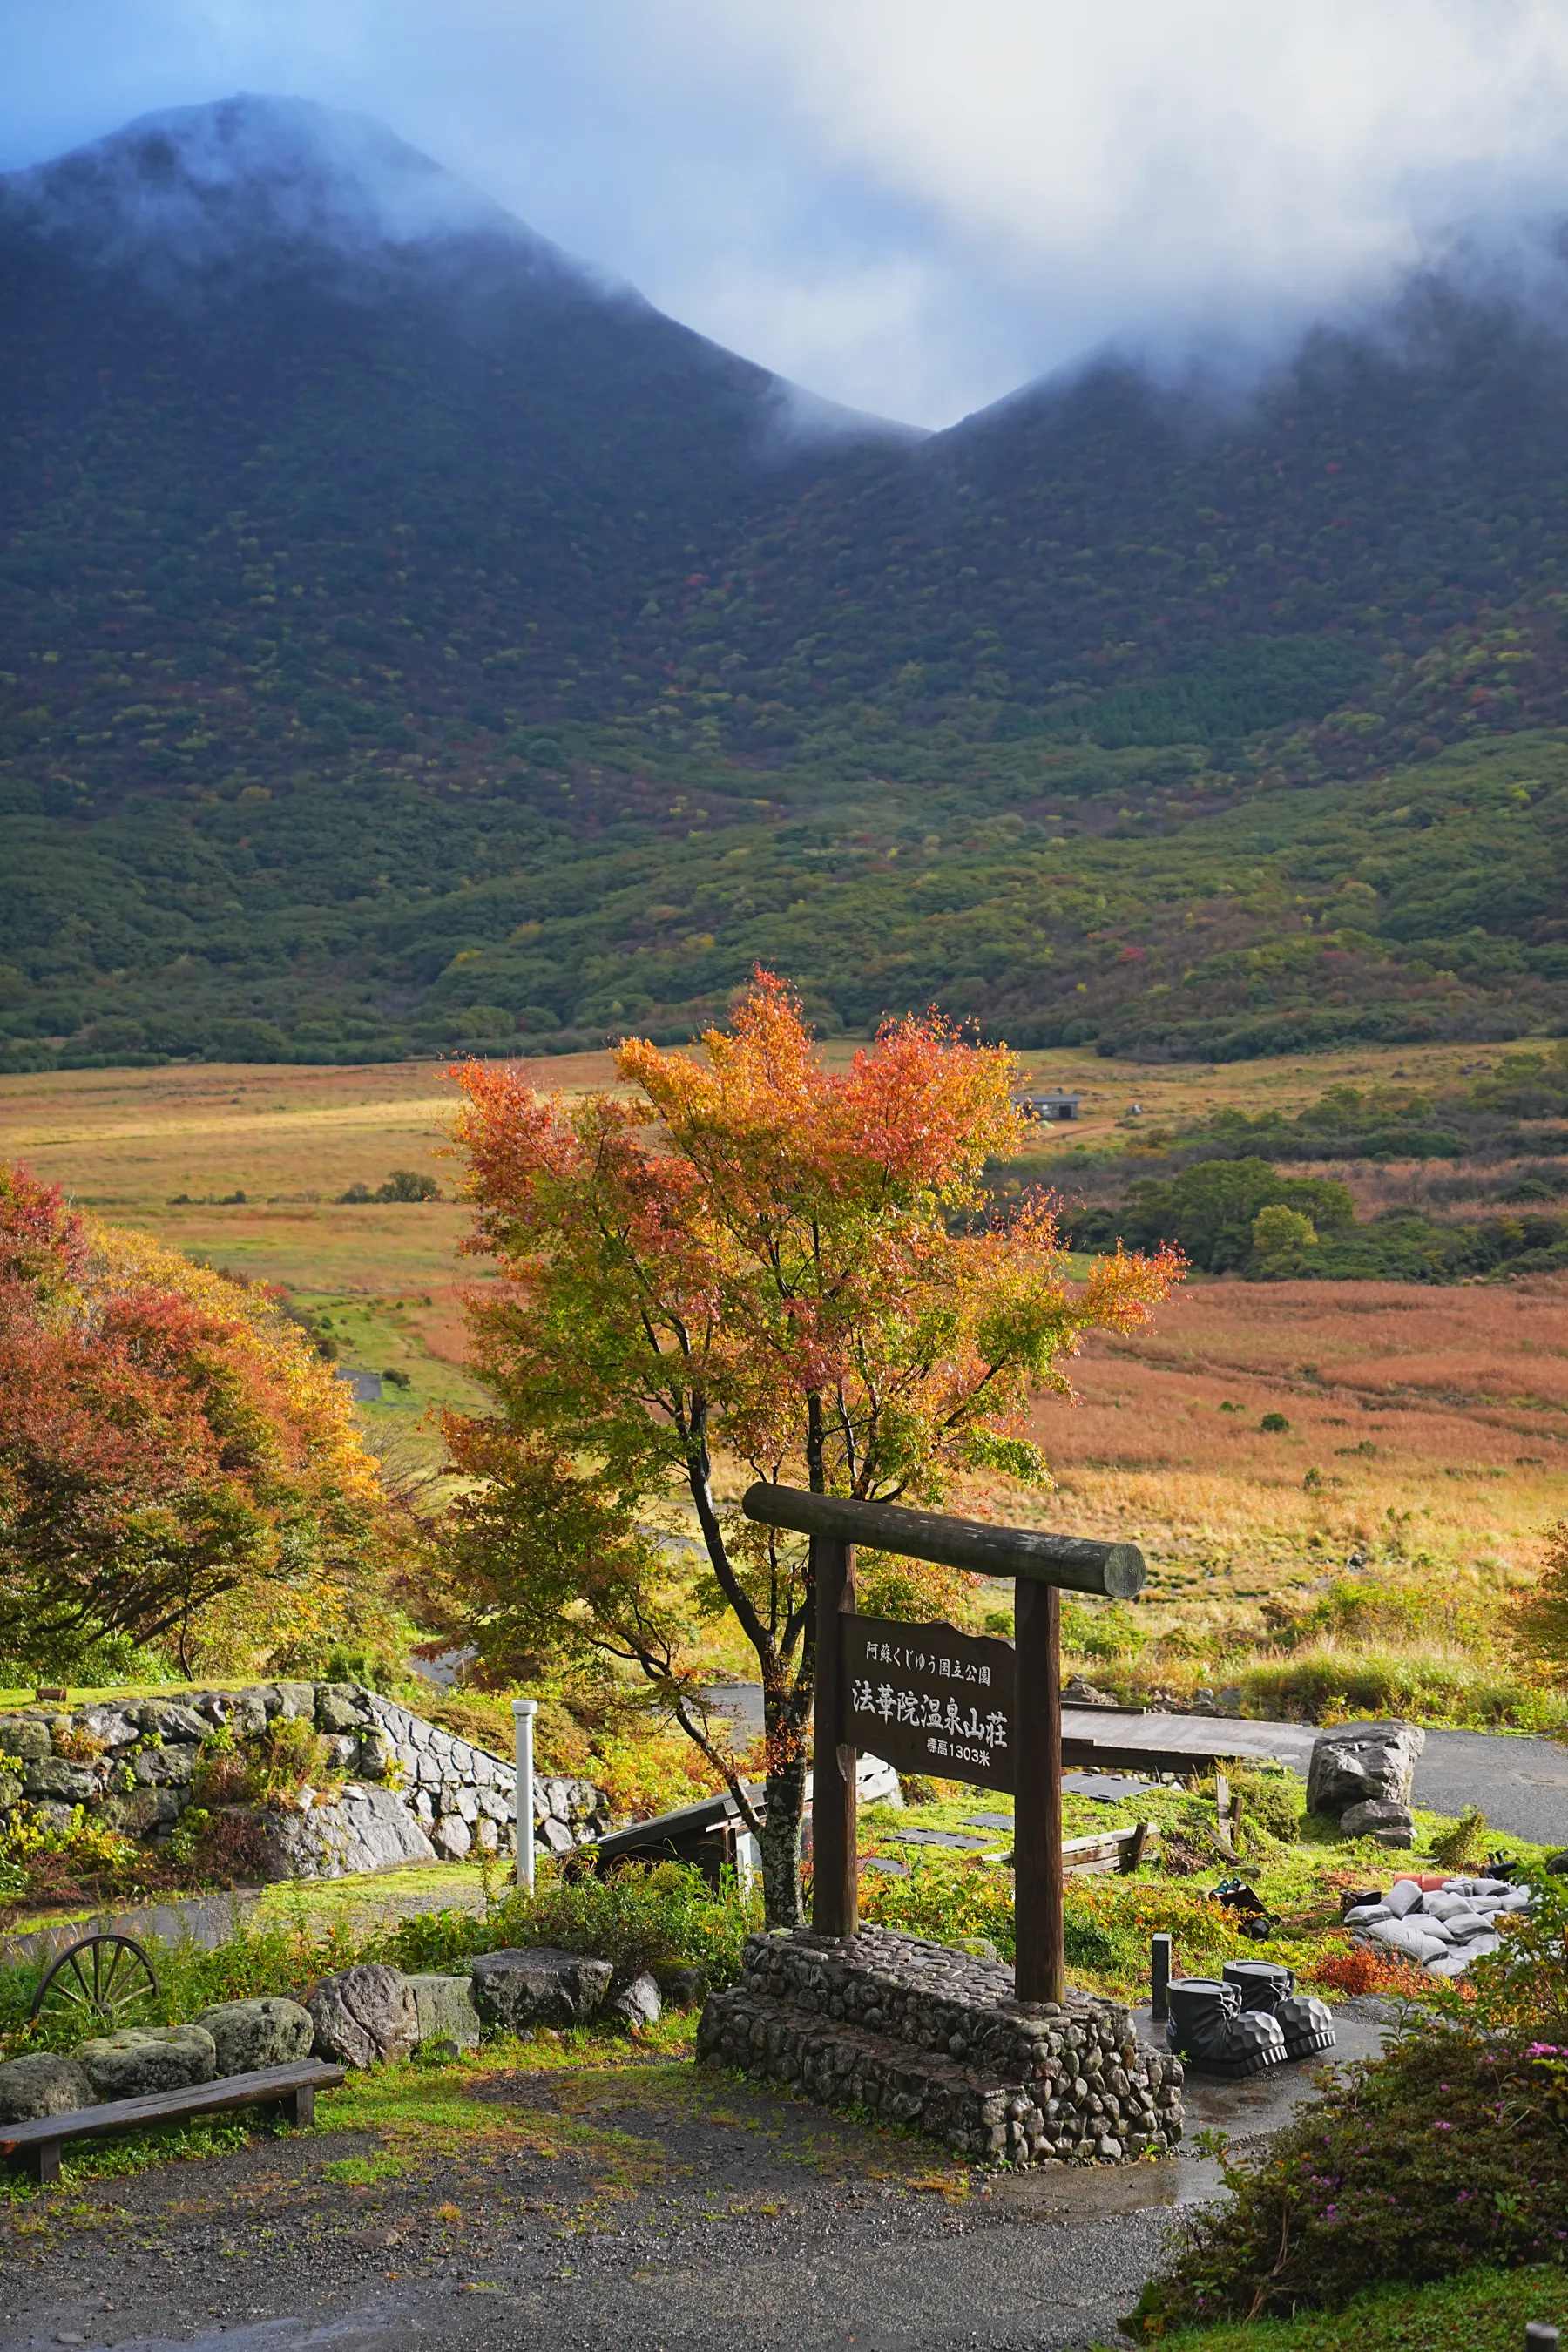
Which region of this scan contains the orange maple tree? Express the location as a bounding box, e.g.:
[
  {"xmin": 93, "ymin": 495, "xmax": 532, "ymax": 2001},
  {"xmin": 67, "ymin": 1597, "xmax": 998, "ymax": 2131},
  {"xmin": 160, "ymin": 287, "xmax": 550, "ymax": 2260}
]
[
  {"xmin": 441, "ymin": 973, "xmax": 1179, "ymax": 1920},
  {"xmin": 0, "ymin": 1160, "xmax": 389, "ymax": 1679}
]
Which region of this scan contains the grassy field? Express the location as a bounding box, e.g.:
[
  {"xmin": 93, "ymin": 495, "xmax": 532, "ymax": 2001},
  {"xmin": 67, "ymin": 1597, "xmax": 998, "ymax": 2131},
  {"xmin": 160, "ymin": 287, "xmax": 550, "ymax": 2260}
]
[{"xmin": 3, "ymin": 1044, "xmax": 1564, "ymax": 1692}]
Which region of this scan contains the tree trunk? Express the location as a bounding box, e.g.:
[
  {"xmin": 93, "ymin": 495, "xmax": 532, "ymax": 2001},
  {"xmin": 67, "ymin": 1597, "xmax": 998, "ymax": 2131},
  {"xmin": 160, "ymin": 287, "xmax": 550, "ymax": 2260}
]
[{"xmin": 759, "ymin": 1743, "xmax": 808, "ymax": 1928}]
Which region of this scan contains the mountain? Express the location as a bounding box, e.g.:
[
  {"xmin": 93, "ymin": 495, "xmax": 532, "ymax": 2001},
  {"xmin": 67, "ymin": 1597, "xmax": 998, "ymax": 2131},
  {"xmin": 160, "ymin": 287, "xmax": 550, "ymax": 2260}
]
[
  {"xmin": 0, "ymin": 95, "xmax": 907, "ymax": 805},
  {"xmin": 2, "ymin": 98, "xmax": 1567, "ymax": 1072}
]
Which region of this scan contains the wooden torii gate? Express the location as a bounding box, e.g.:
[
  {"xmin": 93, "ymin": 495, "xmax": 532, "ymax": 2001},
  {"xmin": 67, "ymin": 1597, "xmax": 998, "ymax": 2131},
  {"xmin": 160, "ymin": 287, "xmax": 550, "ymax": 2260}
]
[{"xmin": 742, "ymin": 1484, "xmax": 1146, "ymax": 2005}]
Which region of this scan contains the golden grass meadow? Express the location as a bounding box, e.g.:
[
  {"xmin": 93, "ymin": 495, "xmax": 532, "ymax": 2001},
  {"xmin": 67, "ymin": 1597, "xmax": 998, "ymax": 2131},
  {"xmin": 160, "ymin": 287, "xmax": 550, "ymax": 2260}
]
[{"xmin": 3, "ymin": 1036, "xmax": 1565, "ymax": 1727}]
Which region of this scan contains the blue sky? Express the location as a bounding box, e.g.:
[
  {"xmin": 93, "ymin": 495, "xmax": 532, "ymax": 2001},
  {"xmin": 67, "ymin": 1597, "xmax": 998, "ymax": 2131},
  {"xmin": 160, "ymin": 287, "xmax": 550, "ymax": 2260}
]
[{"xmin": 7, "ymin": 1, "xmax": 1568, "ymax": 429}]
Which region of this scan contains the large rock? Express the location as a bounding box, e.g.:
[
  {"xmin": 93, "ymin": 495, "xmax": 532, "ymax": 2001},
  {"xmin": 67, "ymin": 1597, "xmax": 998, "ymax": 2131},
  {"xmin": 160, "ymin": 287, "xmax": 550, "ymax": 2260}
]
[
  {"xmin": 1307, "ymin": 1721, "xmax": 1424, "ymax": 1818},
  {"xmin": 1340, "ymin": 1798, "xmax": 1416, "ymax": 1846},
  {"xmin": 0, "ymin": 2052, "xmax": 95, "ymax": 2120},
  {"xmin": 608, "ymin": 1972, "xmax": 662, "ymax": 2031},
  {"xmin": 132, "ymin": 1742, "xmax": 199, "ymax": 1787},
  {"xmin": 250, "ymin": 1784, "xmax": 436, "ymax": 1881},
  {"xmin": 407, "ymin": 1972, "xmax": 482, "ymax": 2051},
  {"xmin": 315, "ymin": 1685, "xmax": 371, "ymax": 1735},
  {"xmin": 307, "ymin": 1963, "xmax": 418, "ymax": 2068},
  {"xmin": 0, "ymin": 1719, "xmax": 52, "ymax": 1762},
  {"xmin": 74, "ymin": 2025, "xmax": 216, "ymax": 2099},
  {"xmin": 195, "ymin": 1997, "xmax": 314, "ymax": 2077},
  {"xmin": 22, "ymin": 1757, "xmax": 99, "ymax": 1802},
  {"xmin": 470, "ymin": 1947, "xmax": 612, "ymax": 2033},
  {"xmin": 1062, "ymin": 1675, "xmax": 1119, "ymax": 1708}
]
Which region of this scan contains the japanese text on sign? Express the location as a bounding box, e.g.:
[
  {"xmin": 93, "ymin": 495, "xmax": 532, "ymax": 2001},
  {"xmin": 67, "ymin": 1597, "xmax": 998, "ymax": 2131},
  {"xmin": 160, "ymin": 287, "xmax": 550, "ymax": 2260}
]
[{"xmin": 840, "ymin": 1613, "xmax": 1017, "ymax": 1793}]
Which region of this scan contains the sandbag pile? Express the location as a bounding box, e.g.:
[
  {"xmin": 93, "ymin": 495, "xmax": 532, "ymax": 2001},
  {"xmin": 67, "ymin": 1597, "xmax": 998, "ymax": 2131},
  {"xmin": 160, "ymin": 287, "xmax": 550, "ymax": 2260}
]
[{"xmin": 1345, "ymin": 1874, "xmax": 1531, "ymax": 1976}]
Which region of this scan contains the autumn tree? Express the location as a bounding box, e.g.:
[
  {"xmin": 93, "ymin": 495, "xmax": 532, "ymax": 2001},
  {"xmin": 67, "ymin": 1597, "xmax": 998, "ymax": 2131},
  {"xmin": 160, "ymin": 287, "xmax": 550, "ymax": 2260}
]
[
  {"xmin": 435, "ymin": 975, "xmax": 1179, "ymax": 1920},
  {"xmin": 0, "ymin": 1161, "xmax": 394, "ymax": 1679}
]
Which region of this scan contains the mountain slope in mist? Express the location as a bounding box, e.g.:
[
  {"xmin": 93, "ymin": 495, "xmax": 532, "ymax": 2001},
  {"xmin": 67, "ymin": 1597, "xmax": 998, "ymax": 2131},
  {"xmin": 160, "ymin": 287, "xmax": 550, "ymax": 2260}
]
[
  {"xmin": 0, "ymin": 95, "xmax": 903, "ymax": 810},
  {"xmin": 2, "ymin": 98, "xmax": 1568, "ymax": 1071},
  {"xmin": 642, "ymin": 278, "xmax": 1568, "ymax": 775}
]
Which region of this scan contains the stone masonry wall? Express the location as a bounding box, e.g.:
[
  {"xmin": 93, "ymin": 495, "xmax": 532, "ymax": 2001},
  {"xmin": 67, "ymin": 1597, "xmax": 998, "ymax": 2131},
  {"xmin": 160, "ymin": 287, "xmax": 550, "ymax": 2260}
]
[
  {"xmin": 0, "ymin": 1682, "xmax": 610, "ymax": 1882},
  {"xmin": 700, "ymin": 1925, "xmax": 1184, "ymax": 2166}
]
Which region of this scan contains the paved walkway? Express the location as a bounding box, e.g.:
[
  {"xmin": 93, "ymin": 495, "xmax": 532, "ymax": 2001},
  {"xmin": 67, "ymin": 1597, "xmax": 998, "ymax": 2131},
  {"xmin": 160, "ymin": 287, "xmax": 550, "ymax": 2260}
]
[{"xmin": 1061, "ymin": 1707, "xmax": 1568, "ymax": 1848}]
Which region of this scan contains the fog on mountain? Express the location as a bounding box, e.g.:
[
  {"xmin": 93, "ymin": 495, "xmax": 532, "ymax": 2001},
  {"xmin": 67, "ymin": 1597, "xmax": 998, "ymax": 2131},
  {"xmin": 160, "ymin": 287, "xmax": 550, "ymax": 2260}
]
[{"xmin": 1, "ymin": 96, "xmax": 1566, "ymax": 1076}]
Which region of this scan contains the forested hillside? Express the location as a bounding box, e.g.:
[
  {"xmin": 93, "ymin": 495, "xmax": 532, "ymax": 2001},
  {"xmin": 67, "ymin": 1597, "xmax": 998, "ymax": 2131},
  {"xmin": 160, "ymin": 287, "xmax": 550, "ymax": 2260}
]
[{"xmin": 3, "ymin": 97, "xmax": 1568, "ymax": 1068}]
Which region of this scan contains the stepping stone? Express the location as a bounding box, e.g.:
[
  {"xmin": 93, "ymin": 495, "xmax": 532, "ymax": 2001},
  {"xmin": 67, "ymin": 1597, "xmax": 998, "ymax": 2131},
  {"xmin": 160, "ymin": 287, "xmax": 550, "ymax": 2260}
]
[
  {"xmin": 886, "ymin": 1827, "xmax": 995, "ymax": 1850},
  {"xmin": 1062, "ymin": 1773, "xmax": 1153, "ymax": 1801}
]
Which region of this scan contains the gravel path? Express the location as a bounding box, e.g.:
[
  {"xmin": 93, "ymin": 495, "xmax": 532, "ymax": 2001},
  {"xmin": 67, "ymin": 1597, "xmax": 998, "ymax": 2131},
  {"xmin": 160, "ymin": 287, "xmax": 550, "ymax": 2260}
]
[{"xmin": 0, "ymin": 2046, "xmax": 1264, "ymax": 2352}]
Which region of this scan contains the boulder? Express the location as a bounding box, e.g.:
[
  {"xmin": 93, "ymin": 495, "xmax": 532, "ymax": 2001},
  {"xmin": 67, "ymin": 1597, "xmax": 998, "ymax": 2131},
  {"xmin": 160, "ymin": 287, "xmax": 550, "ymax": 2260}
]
[
  {"xmin": 1062, "ymin": 1676, "xmax": 1118, "ymax": 1708},
  {"xmin": 433, "ymin": 1814, "xmax": 472, "ymax": 1860},
  {"xmin": 251, "ymin": 1784, "xmax": 436, "ymax": 1881},
  {"xmin": 315, "ymin": 1686, "xmax": 370, "ymax": 1735},
  {"xmin": 1308, "ymin": 1721, "xmax": 1424, "ymax": 1818},
  {"xmin": 407, "ymin": 1972, "xmax": 482, "ymax": 2051},
  {"xmin": 1339, "ymin": 1799, "xmax": 1416, "ymax": 1842},
  {"xmin": 0, "ymin": 2052, "xmax": 95, "ymax": 2121},
  {"xmin": 0, "ymin": 1719, "xmax": 52, "ymax": 1762},
  {"xmin": 74, "ymin": 2025, "xmax": 216, "ymax": 2099},
  {"xmin": 22, "ymin": 1757, "xmax": 98, "ymax": 1803},
  {"xmin": 470, "ymin": 1947, "xmax": 612, "ymax": 2033},
  {"xmin": 608, "ymin": 1972, "xmax": 662, "ymax": 2031},
  {"xmin": 136, "ymin": 1702, "xmax": 208, "ymax": 1740},
  {"xmin": 195, "ymin": 1997, "xmax": 314, "ymax": 2077},
  {"xmin": 132, "ymin": 1743, "xmax": 199, "ymax": 1787},
  {"xmin": 307, "ymin": 1963, "xmax": 418, "ymax": 2068}
]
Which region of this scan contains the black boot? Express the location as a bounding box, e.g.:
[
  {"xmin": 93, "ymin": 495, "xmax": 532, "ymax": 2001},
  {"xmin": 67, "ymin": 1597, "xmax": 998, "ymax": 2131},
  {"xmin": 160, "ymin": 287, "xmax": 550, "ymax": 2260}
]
[
  {"xmin": 1166, "ymin": 1977, "xmax": 1287, "ymax": 2078},
  {"xmin": 1222, "ymin": 1960, "xmax": 1335, "ymax": 2060}
]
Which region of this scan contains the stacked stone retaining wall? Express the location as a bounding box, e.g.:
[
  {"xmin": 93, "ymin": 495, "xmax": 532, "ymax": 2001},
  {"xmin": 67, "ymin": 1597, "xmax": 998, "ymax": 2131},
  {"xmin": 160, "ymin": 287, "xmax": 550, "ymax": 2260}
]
[
  {"xmin": 0, "ymin": 1683, "xmax": 610, "ymax": 1881},
  {"xmin": 699, "ymin": 1924, "xmax": 1183, "ymax": 2166}
]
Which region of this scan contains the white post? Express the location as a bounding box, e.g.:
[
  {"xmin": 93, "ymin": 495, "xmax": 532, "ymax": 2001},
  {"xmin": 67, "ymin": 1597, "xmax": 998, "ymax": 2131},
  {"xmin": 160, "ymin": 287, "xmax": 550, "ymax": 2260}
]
[{"xmin": 511, "ymin": 1698, "xmax": 537, "ymax": 1895}]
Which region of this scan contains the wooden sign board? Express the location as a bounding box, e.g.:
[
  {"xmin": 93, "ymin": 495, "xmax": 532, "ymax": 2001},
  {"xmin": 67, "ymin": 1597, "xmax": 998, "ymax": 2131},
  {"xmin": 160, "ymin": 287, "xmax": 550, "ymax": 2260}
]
[
  {"xmin": 842, "ymin": 1614, "xmax": 1016, "ymax": 1792},
  {"xmin": 740, "ymin": 1482, "xmax": 1145, "ymax": 2005}
]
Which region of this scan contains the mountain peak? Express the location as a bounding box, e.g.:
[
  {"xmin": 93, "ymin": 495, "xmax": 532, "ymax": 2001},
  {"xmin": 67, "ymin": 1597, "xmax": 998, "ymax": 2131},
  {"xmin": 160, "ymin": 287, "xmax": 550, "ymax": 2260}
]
[{"xmin": 1, "ymin": 93, "xmax": 589, "ymax": 287}]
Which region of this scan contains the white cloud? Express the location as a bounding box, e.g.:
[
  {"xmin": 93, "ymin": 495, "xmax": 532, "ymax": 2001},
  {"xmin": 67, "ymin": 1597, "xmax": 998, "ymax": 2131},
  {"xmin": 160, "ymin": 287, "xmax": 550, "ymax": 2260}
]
[{"xmin": 9, "ymin": 0, "xmax": 1568, "ymax": 422}]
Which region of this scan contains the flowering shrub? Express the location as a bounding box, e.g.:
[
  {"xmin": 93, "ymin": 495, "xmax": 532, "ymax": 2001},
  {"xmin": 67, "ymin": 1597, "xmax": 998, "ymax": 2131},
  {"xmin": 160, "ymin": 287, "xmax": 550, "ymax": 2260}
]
[
  {"xmin": 1131, "ymin": 2030, "xmax": 1568, "ymax": 2330},
  {"xmin": 1133, "ymin": 1876, "xmax": 1568, "ymax": 2330}
]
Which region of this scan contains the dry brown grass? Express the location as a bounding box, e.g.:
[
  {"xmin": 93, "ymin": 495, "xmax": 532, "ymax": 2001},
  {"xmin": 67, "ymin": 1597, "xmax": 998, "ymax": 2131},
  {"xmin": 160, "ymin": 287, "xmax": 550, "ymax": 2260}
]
[
  {"xmin": 1004, "ymin": 1035, "xmax": 1541, "ymax": 1161},
  {"xmin": 4, "ymin": 1053, "xmax": 1565, "ymax": 1621},
  {"xmin": 942, "ymin": 1277, "xmax": 1568, "ymax": 1660}
]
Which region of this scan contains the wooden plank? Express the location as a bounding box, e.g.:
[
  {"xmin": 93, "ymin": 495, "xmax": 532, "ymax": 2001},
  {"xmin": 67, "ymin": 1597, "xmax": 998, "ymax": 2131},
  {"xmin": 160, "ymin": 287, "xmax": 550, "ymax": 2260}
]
[
  {"xmin": 0, "ymin": 2059, "xmax": 345, "ymax": 2182},
  {"xmin": 1012, "ymin": 1578, "xmax": 1064, "ymax": 2004},
  {"xmin": 1060, "ymin": 1827, "xmax": 1155, "ymax": 1866},
  {"xmin": 812, "ymin": 1532, "xmax": 858, "ymax": 1940},
  {"xmin": 743, "ymin": 1484, "xmax": 1144, "ymax": 1598}
]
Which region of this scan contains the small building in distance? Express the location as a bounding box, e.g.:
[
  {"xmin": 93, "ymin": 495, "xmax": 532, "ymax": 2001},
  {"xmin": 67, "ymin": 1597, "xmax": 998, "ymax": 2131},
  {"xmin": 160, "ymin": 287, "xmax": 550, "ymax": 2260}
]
[{"xmin": 1016, "ymin": 1090, "xmax": 1083, "ymax": 1122}]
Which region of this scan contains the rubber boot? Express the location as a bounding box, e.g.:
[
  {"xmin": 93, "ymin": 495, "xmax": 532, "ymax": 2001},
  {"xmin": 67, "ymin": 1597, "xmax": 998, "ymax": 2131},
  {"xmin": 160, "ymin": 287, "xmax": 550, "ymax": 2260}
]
[
  {"xmin": 1165, "ymin": 1977, "xmax": 1287, "ymax": 2078},
  {"xmin": 1222, "ymin": 1959, "xmax": 1335, "ymax": 2060}
]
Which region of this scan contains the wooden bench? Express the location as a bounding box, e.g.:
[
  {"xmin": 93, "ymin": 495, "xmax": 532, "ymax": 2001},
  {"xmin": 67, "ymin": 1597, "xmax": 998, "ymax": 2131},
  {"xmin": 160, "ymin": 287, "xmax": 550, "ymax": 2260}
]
[{"xmin": 0, "ymin": 2058, "xmax": 346, "ymax": 2184}]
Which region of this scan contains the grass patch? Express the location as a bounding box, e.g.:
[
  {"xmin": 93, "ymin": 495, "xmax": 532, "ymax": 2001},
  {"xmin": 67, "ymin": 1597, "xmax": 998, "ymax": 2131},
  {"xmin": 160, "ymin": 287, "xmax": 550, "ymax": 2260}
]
[{"xmin": 1133, "ymin": 2262, "xmax": 1567, "ymax": 2350}]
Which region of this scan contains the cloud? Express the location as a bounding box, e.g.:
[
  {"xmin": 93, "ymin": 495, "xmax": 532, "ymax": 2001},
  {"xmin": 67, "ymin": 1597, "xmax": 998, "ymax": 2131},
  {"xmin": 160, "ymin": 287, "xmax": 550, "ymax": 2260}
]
[{"xmin": 8, "ymin": 0, "xmax": 1568, "ymax": 423}]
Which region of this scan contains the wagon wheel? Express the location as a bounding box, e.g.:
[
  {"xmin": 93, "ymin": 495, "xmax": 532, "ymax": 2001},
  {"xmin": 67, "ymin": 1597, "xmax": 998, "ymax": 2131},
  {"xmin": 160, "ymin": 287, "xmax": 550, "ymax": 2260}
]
[{"xmin": 30, "ymin": 1933, "xmax": 159, "ymax": 2031}]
